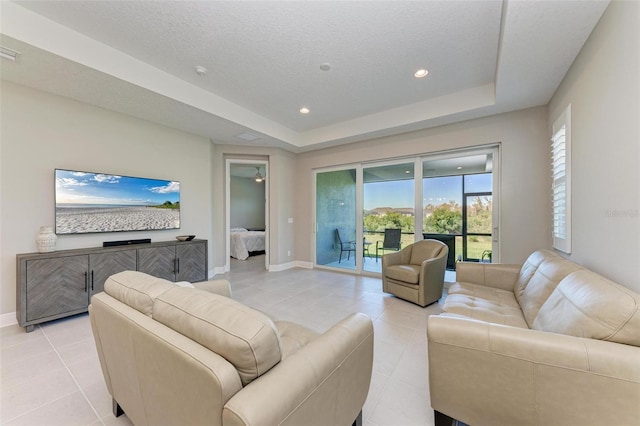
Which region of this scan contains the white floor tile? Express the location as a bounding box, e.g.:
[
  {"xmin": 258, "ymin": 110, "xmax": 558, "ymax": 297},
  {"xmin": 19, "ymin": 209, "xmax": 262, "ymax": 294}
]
[
  {"xmin": 4, "ymin": 391, "xmax": 99, "ymax": 426},
  {"xmin": 1, "ymin": 367, "xmax": 79, "ymax": 422}
]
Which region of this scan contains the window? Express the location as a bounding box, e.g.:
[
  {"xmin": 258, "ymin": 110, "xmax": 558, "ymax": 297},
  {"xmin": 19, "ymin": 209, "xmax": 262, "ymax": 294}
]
[{"xmin": 552, "ymin": 105, "xmax": 571, "ymax": 253}]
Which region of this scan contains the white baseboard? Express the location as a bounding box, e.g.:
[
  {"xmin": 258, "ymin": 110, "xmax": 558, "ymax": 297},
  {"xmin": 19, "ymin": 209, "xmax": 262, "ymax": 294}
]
[
  {"xmin": 208, "ymin": 266, "xmax": 227, "ymax": 278},
  {"xmin": 208, "ymin": 261, "xmax": 312, "ymax": 276},
  {"xmin": 1, "ymin": 312, "xmax": 18, "ymax": 328},
  {"xmin": 269, "ymin": 260, "xmax": 313, "ymax": 272}
]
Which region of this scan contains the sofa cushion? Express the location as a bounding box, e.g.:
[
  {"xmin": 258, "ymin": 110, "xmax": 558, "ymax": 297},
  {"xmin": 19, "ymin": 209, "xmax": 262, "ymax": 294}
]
[
  {"xmin": 104, "ymin": 271, "xmax": 175, "ymax": 316},
  {"xmin": 518, "ymin": 257, "xmax": 584, "ymax": 326},
  {"xmin": 409, "ymin": 240, "xmax": 445, "ymax": 266},
  {"xmin": 444, "ymin": 282, "xmax": 529, "ymax": 328},
  {"xmin": 513, "ymin": 250, "xmax": 562, "ymax": 301},
  {"xmin": 385, "ymin": 264, "xmax": 420, "ymax": 284},
  {"xmin": 533, "ymin": 270, "xmax": 640, "ymax": 346},
  {"xmin": 153, "ymin": 287, "xmax": 282, "ymax": 386}
]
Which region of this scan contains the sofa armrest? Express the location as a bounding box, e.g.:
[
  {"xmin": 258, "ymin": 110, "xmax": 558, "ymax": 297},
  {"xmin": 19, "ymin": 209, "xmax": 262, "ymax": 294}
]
[
  {"xmin": 427, "ymin": 315, "xmax": 640, "ymax": 426},
  {"xmin": 192, "ymin": 279, "xmax": 232, "ymax": 298},
  {"xmin": 455, "ymin": 262, "xmax": 521, "ymax": 291},
  {"xmin": 223, "ymin": 313, "xmax": 374, "ymax": 426}
]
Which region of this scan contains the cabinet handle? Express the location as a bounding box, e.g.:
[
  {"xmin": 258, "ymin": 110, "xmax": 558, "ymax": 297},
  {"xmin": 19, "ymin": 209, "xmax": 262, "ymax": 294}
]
[
  {"xmin": 84, "ymin": 272, "xmax": 88, "ymax": 292},
  {"xmin": 91, "ymin": 270, "xmax": 94, "ymax": 291},
  {"xmin": 176, "ymin": 258, "xmax": 180, "ymax": 274}
]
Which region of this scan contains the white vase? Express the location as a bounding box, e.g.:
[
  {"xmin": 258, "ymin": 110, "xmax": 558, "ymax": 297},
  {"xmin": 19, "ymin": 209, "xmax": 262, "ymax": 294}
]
[{"xmin": 36, "ymin": 226, "xmax": 57, "ymax": 253}]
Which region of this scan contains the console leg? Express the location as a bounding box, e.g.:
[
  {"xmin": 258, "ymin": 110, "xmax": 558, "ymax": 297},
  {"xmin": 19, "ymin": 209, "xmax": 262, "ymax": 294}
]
[
  {"xmin": 352, "ymin": 410, "xmax": 363, "ymax": 426},
  {"xmin": 25, "ymin": 324, "xmax": 35, "ymax": 333},
  {"xmin": 112, "ymin": 399, "xmax": 124, "ymax": 417},
  {"xmin": 434, "ymin": 410, "xmax": 455, "ymax": 426}
]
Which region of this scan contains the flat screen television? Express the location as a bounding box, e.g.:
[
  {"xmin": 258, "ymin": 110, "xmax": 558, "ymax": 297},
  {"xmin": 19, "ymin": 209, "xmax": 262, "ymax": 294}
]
[{"xmin": 55, "ymin": 169, "xmax": 180, "ymax": 235}]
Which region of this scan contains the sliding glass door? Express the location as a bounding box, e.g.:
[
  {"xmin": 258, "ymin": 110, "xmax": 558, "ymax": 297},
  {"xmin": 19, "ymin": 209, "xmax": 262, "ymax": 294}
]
[
  {"xmin": 422, "ymin": 152, "xmax": 495, "ymax": 268},
  {"xmin": 313, "ymin": 145, "xmax": 499, "ymax": 274},
  {"xmin": 463, "ymin": 173, "xmax": 493, "ymax": 262},
  {"xmin": 363, "ymin": 162, "xmax": 415, "ymax": 273},
  {"xmin": 315, "ymin": 168, "xmax": 358, "ymax": 271}
]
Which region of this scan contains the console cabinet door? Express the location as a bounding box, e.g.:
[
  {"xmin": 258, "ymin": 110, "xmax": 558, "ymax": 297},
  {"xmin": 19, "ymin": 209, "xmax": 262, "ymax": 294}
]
[
  {"xmin": 138, "ymin": 246, "xmax": 176, "ymax": 281},
  {"xmin": 89, "ymin": 250, "xmax": 137, "ymax": 296},
  {"xmin": 176, "ymin": 243, "xmax": 206, "ymax": 282},
  {"xmin": 25, "ymin": 255, "xmax": 88, "ymax": 322}
]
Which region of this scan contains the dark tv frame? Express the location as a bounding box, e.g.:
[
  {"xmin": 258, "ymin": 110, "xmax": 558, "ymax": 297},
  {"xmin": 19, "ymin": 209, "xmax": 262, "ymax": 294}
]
[{"xmin": 55, "ymin": 168, "xmax": 180, "ymax": 235}]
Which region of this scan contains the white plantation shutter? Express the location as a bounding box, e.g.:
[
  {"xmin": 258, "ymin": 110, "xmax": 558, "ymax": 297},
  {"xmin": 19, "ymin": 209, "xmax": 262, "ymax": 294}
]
[{"xmin": 551, "ymin": 105, "xmax": 571, "ymax": 253}]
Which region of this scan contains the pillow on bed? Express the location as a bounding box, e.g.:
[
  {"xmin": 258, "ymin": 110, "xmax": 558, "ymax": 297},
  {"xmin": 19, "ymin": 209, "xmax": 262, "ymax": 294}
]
[{"xmin": 230, "ymin": 228, "xmax": 248, "ymax": 232}]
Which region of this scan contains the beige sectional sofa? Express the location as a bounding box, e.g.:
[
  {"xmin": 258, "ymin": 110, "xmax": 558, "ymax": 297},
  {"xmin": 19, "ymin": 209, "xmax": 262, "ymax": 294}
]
[
  {"xmin": 89, "ymin": 271, "xmax": 374, "ymax": 426},
  {"xmin": 428, "ymin": 249, "xmax": 640, "ymax": 426}
]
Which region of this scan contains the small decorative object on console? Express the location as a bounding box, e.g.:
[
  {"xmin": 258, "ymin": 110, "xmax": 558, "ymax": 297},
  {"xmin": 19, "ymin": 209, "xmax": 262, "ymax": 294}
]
[
  {"xmin": 176, "ymin": 235, "xmax": 195, "ymax": 241},
  {"xmin": 36, "ymin": 226, "xmax": 57, "ymax": 253}
]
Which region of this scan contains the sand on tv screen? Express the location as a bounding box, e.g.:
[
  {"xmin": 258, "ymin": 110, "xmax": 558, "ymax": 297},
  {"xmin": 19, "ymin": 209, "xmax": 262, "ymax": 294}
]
[{"xmin": 55, "ymin": 169, "xmax": 180, "ymax": 235}]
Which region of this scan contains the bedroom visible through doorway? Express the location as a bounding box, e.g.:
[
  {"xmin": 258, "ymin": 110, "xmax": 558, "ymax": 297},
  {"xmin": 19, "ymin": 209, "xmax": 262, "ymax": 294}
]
[{"xmin": 226, "ymin": 160, "xmax": 269, "ymax": 271}]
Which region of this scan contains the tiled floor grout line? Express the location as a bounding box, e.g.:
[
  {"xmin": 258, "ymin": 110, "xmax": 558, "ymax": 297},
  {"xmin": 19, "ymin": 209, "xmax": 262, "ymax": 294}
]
[
  {"xmin": 40, "ymin": 324, "xmax": 105, "ymax": 426},
  {"xmin": 3, "ymin": 388, "xmax": 79, "ymax": 424},
  {"xmin": 1, "ymin": 325, "xmax": 87, "ymax": 424}
]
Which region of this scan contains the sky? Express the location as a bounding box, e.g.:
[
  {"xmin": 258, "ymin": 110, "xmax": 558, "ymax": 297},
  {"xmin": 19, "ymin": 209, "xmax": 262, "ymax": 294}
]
[
  {"xmin": 364, "ymin": 174, "xmax": 491, "ymax": 210},
  {"xmin": 55, "ymin": 169, "xmax": 180, "ymax": 206}
]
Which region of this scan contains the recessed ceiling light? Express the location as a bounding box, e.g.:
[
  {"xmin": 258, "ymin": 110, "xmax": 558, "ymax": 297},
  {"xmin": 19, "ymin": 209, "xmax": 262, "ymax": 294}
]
[
  {"xmin": 414, "ymin": 69, "xmax": 429, "ymax": 78},
  {"xmin": 320, "ymin": 63, "xmax": 331, "ymax": 71},
  {"xmin": 300, "ymin": 107, "xmax": 310, "ymax": 114},
  {"xmin": 457, "ymin": 166, "xmax": 463, "ymax": 170},
  {"xmin": 195, "ymin": 65, "xmax": 207, "ymax": 75}
]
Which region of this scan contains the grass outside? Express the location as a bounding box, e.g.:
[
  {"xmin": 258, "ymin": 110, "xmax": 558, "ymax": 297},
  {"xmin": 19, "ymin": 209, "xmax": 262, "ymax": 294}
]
[
  {"xmin": 363, "ymin": 233, "xmax": 414, "ymax": 258},
  {"xmin": 363, "ymin": 232, "xmax": 492, "ymax": 262},
  {"xmin": 458, "ymin": 235, "xmax": 492, "ymax": 261}
]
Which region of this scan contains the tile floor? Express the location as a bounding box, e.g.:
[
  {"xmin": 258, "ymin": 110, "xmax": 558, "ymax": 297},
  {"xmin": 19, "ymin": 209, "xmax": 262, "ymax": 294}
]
[{"xmin": 1, "ymin": 255, "xmax": 449, "ymax": 425}]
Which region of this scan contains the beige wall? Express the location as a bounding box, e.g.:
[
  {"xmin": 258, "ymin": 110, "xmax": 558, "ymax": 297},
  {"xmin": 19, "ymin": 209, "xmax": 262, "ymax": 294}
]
[
  {"xmin": 548, "ymin": 0, "xmax": 639, "ymax": 292},
  {"xmin": 230, "ymin": 175, "xmax": 266, "ymax": 230},
  {"xmin": 0, "ymin": 81, "xmax": 213, "ymax": 315},
  {"xmin": 296, "ymin": 106, "xmax": 552, "ymax": 266}
]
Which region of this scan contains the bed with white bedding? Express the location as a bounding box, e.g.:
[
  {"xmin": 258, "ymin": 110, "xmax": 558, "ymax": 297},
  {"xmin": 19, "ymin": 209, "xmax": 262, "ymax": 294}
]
[{"xmin": 230, "ymin": 228, "xmax": 266, "ymax": 260}]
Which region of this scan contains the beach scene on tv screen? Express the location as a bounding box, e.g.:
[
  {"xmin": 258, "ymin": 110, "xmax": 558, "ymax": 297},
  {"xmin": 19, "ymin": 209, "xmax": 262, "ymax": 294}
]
[{"xmin": 55, "ymin": 169, "xmax": 180, "ymax": 234}]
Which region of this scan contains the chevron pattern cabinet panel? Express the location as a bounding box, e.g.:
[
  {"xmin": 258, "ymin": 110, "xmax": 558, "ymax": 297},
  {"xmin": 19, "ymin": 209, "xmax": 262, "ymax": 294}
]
[
  {"xmin": 176, "ymin": 243, "xmax": 206, "ymax": 282},
  {"xmin": 138, "ymin": 246, "xmax": 177, "ymax": 281},
  {"xmin": 25, "ymin": 256, "xmax": 88, "ymax": 322},
  {"xmin": 90, "ymin": 250, "xmax": 137, "ymax": 294}
]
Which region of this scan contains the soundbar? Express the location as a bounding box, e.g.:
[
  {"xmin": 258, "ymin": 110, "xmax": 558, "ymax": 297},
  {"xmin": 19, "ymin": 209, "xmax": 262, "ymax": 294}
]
[{"xmin": 103, "ymin": 238, "xmax": 151, "ymax": 247}]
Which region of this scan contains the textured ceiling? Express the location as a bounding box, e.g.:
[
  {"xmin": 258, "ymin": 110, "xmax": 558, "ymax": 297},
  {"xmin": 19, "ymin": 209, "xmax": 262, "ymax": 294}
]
[{"xmin": 0, "ymin": 1, "xmax": 610, "ymax": 152}]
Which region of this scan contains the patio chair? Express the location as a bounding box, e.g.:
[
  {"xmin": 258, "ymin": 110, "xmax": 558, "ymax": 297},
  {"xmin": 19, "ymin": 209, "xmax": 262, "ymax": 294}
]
[
  {"xmin": 376, "ymin": 228, "xmax": 402, "ymax": 262},
  {"xmin": 336, "ymin": 229, "xmax": 356, "ymax": 263}
]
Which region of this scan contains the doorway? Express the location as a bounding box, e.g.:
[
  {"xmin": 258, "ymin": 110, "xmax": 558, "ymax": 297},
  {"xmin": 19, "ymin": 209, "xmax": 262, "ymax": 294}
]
[{"xmin": 225, "ymin": 159, "xmax": 269, "ymax": 272}]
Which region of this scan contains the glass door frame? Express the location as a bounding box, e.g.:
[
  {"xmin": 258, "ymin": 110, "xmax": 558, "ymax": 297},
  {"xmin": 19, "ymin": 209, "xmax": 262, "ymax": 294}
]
[
  {"xmin": 420, "ymin": 144, "xmax": 501, "ymax": 263},
  {"xmin": 311, "ymin": 144, "xmax": 500, "ymax": 275},
  {"xmin": 313, "ymin": 163, "xmax": 364, "ymax": 274},
  {"xmin": 361, "ymin": 157, "xmax": 422, "ymax": 272}
]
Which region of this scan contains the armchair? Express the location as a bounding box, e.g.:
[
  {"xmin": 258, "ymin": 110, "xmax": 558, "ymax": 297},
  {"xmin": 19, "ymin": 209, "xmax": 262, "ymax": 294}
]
[
  {"xmin": 382, "ymin": 239, "xmax": 448, "ymax": 307},
  {"xmin": 90, "ymin": 271, "xmax": 374, "ymax": 426}
]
